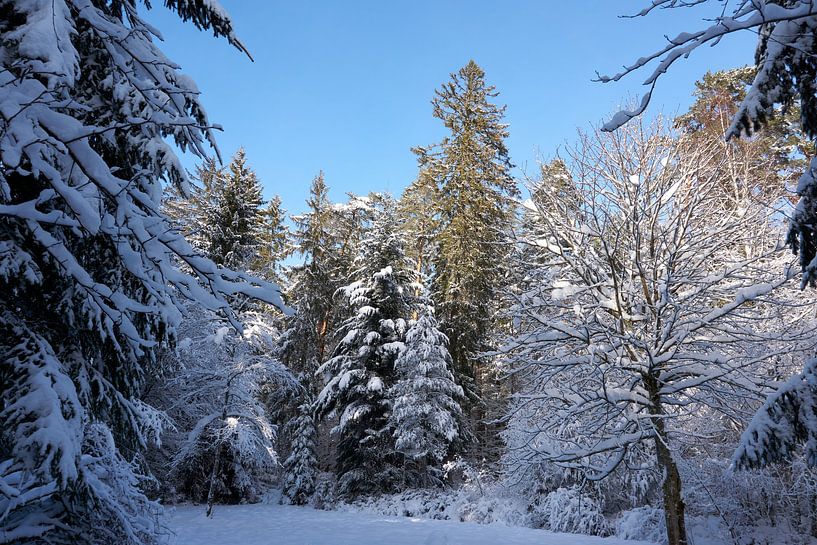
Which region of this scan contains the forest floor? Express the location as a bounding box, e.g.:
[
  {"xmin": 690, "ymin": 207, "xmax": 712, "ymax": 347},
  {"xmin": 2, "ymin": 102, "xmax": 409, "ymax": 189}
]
[{"xmin": 167, "ymin": 502, "xmax": 654, "ymax": 545}]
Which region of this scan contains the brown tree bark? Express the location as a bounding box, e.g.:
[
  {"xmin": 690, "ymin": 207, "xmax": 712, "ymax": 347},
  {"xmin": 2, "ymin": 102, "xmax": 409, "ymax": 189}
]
[
  {"xmin": 646, "ymin": 373, "xmax": 688, "ymax": 545},
  {"xmin": 655, "ymin": 433, "xmax": 688, "ymax": 545}
]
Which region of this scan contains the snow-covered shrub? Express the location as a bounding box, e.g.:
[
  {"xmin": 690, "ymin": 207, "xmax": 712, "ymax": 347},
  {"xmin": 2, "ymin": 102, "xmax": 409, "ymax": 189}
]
[
  {"xmin": 536, "ymin": 486, "xmax": 609, "ymax": 536},
  {"xmin": 616, "ymin": 507, "xmax": 667, "ymax": 543},
  {"xmin": 339, "ymin": 467, "xmax": 528, "ymax": 528},
  {"xmin": 681, "ymin": 456, "xmax": 817, "ymax": 542},
  {"xmin": 312, "ymin": 472, "xmax": 338, "ymax": 511}
]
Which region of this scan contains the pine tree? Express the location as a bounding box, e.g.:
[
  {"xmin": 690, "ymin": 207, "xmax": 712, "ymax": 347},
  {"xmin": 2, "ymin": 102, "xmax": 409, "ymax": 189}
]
[
  {"xmin": 314, "ymin": 200, "xmax": 412, "ymax": 497},
  {"xmin": 0, "ymin": 3, "xmax": 283, "ymax": 544},
  {"xmin": 410, "ymin": 60, "xmax": 517, "ymax": 457},
  {"xmin": 399, "ymin": 169, "xmax": 441, "ymax": 297},
  {"xmin": 202, "ymin": 148, "xmax": 265, "ymax": 269},
  {"xmin": 413, "ymin": 60, "xmax": 517, "ymax": 395},
  {"xmin": 390, "ymin": 303, "xmax": 465, "ymax": 485},
  {"xmin": 281, "ymin": 402, "xmax": 319, "ymax": 505},
  {"xmin": 675, "ymin": 66, "xmax": 809, "ymax": 209},
  {"xmin": 283, "ymin": 173, "xmax": 340, "ymax": 373},
  {"xmin": 255, "ymin": 196, "xmax": 292, "ymax": 283}
]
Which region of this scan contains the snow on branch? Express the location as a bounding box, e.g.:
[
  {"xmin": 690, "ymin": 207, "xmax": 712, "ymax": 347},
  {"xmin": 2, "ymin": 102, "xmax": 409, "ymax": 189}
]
[{"xmin": 599, "ymin": 1, "xmax": 817, "ymax": 133}]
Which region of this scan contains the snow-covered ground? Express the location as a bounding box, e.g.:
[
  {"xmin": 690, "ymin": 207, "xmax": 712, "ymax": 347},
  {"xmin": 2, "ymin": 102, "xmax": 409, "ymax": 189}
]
[{"xmin": 167, "ymin": 503, "xmax": 654, "ymax": 545}]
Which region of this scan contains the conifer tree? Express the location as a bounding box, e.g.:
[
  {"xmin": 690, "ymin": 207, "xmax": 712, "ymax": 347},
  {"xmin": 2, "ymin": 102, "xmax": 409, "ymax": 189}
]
[
  {"xmin": 255, "ymin": 196, "xmax": 292, "ymax": 282},
  {"xmin": 202, "ymin": 148, "xmax": 265, "ymax": 269},
  {"xmin": 0, "ymin": 3, "xmax": 284, "ymax": 544},
  {"xmin": 314, "ymin": 200, "xmax": 413, "ymax": 497},
  {"xmin": 412, "ymin": 60, "xmax": 518, "ymax": 397},
  {"xmin": 281, "ymin": 401, "xmax": 319, "ymax": 505},
  {"xmin": 280, "ymin": 173, "xmax": 338, "ymax": 377},
  {"xmin": 163, "ymin": 157, "xmax": 223, "ymax": 249},
  {"xmin": 399, "ymin": 169, "xmax": 441, "ymax": 294},
  {"xmin": 675, "ymin": 66, "xmax": 809, "ymax": 209},
  {"xmin": 390, "ymin": 303, "xmax": 465, "ymax": 484}
]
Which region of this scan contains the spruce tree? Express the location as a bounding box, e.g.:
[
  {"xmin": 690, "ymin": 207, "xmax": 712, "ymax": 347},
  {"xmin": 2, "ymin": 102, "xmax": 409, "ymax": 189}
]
[
  {"xmin": 281, "ymin": 401, "xmax": 319, "ymax": 505},
  {"xmin": 202, "ymin": 148, "xmax": 265, "ymax": 269},
  {"xmin": 255, "ymin": 196, "xmax": 292, "ymax": 282},
  {"xmin": 409, "ymin": 61, "xmax": 517, "ymax": 456},
  {"xmin": 314, "ymin": 200, "xmax": 413, "ymax": 497},
  {"xmin": 413, "ymin": 60, "xmax": 517, "ymax": 390},
  {"xmin": 399, "ymin": 169, "xmax": 441, "ymax": 296},
  {"xmin": 390, "ymin": 303, "xmax": 465, "ymax": 485},
  {"xmin": 281, "ymin": 172, "xmax": 338, "ymax": 377},
  {"xmin": 0, "ymin": 3, "xmax": 284, "ymax": 544}
]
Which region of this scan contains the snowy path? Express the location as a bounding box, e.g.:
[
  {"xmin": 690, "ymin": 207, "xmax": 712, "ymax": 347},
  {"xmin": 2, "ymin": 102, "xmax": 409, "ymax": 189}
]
[{"xmin": 168, "ymin": 503, "xmax": 653, "ymax": 545}]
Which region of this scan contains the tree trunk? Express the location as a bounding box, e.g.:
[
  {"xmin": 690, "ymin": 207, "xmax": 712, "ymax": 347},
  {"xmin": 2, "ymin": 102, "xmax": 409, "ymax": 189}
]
[
  {"xmin": 654, "ymin": 429, "xmax": 688, "ymax": 545},
  {"xmin": 206, "ymin": 445, "xmax": 223, "ymax": 518},
  {"xmin": 646, "ymin": 373, "xmax": 688, "ymax": 545}
]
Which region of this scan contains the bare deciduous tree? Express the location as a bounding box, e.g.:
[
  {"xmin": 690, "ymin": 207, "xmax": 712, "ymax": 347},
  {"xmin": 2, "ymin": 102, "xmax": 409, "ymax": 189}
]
[{"xmin": 502, "ymin": 119, "xmax": 816, "ymax": 545}]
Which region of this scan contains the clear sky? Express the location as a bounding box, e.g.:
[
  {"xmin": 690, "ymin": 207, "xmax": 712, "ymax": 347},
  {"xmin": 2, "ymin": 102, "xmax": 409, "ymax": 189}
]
[{"xmin": 146, "ymin": 1, "xmax": 756, "ymax": 214}]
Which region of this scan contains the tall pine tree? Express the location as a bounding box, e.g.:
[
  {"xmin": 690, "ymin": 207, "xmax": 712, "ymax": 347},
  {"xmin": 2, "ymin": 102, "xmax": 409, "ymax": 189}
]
[
  {"xmin": 280, "ymin": 172, "xmax": 338, "ymax": 378},
  {"xmin": 410, "ymin": 61, "xmax": 517, "ymax": 452}
]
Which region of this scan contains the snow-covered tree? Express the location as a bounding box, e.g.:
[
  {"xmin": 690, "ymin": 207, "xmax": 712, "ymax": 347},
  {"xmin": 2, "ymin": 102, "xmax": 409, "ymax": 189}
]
[
  {"xmin": 282, "ymin": 173, "xmax": 343, "ymax": 375},
  {"xmin": 390, "ymin": 304, "xmax": 465, "ymax": 484},
  {"xmin": 255, "ymin": 195, "xmax": 292, "ymax": 283},
  {"xmin": 598, "ymin": 3, "xmax": 817, "ymax": 490},
  {"xmin": 501, "ymin": 119, "xmax": 815, "ymax": 545},
  {"xmin": 675, "ymin": 66, "xmax": 809, "ymax": 209},
  {"xmin": 165, "ymin": 307, "xmax": 295, "ymax": 514},
  {"xmin": 314, "ymin": 200, "xmax": 412, "ymax": 497},
  {"xmin": 281, "ymin": 402, "xmax": 318, "ymax": 505},
  {"xmin": 598, "ymin": 1, "xmax": 817, "ymax": 283},
  {"xmin": 200, "ymin": 148, "xmax": 265, "ymax": 269},
  {"xmin": 413, "ymin": 60, "xmax": 518, "ymax": 399},
  {"xmin": 399, "ymin": 168, "xmax": 441, "ymax": 292},
  {"xmin": 735, "ymin": 356, "xmax": 817, "ymax": 468},
  {"xmin": 0, "ymin": 2, "xmax": 284, "ymax": 544}
]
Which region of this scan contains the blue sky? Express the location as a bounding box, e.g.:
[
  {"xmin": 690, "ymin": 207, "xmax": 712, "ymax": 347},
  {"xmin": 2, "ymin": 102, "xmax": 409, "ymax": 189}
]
[{"xmin": 147, "ymin": 1, "xmax": 756, "ymax": 214}]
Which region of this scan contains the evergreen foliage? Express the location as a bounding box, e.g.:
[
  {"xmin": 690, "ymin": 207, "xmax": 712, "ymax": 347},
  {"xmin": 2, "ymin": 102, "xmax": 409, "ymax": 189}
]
[
  {"xmin": 281, "ymin": 402, "xmax": 319, "ymax": 505},
  {"xmin": 675, "ymin": 66, "xmax": 809, "ymax": 207},
  {"xmin": 0, "ymin": 2, "xmax": 283, "ymax": 543},
  {"xmin": 391, "ymin": 304, "xmax": 465, "ymax": 483},
  {"xmin": 256, "ymin": 196, "xmax": 292, "ymax": 283},
  {"xmin": 314, "ymin": 201, "xmax": 412, "ymax": 497},
  {"xmin": 282, "ymin": 173, "xmax": 342, "ymax": 374},
  {"xmin": 411, "ymin": 60, "xmax": 518, "ymax": 397},
  {"xmin": 735, "ymin": 357, "xmax": 817, "ymax": 468}
]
